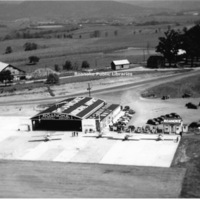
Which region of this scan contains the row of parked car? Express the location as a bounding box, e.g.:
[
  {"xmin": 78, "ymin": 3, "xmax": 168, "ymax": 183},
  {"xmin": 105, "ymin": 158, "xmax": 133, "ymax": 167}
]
[
  {"xmin": 109, "ymin": 106, "xmax": 135, "ymax": 132},
  {"xmin": 147, "ymin": 113, "xmax": 181, "ymax": 125}
]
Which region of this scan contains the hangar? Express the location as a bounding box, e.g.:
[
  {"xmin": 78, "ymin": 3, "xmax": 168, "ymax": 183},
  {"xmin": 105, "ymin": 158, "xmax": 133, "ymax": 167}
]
[{"xmin": 31, "ymin": 96, "xmax": 121, "ymax": 132}]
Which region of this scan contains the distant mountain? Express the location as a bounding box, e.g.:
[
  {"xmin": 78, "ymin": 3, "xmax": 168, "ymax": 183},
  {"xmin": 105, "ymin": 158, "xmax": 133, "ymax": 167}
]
[
  {"xmin": 125, "ymin": 1, "xmax": 200, "ymax": 12},
  {"xmin": 0, "ymin": 1, "xmax": 152, "ymax": 21}
]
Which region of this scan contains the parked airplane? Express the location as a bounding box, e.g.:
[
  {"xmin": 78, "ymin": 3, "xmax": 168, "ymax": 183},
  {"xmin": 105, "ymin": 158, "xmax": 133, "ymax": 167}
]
[{"xmin": 29, "ymin": 133, "xmax": 63, "ymax": 142}]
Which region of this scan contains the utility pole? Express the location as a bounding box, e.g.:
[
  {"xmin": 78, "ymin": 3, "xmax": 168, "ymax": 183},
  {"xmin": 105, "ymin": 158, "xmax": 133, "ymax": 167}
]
[{"xmin": 87, "ymin": 83, "xmax": 92, "ymax": 97}]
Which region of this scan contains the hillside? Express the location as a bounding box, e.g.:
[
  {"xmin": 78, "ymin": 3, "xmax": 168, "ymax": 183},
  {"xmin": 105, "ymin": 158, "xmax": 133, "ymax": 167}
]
[
  {"xmin": 0, "ymin": 1, "xmax": 150, "ymax": 21},
  {"xmin": 125, "ymin": 0, "xmax": 200, "ymax": 12}
]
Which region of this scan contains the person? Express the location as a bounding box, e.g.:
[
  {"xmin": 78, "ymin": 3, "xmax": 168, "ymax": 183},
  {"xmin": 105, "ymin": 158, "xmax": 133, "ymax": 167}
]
[
  {"xmin": 180, "ymin": 131, "xmax": 183, "ymax": 137},
  {"xmin": 76, "ymin": 132, "xmax": 79, "ymax": 137}
]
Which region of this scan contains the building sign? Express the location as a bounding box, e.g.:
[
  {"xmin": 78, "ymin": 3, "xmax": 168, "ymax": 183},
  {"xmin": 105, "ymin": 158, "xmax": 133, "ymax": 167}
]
[
  {"xmin": 163, "ymin": 119, "xmax": 182, "ymax": 124},
  {"xmin": 41, "ymin": 113, "xmax": 70, "ymax": 120}
]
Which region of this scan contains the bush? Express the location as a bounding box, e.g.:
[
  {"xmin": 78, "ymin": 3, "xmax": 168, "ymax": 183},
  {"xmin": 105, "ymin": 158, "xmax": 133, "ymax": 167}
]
[
  {"xmin": 28, "ymin": 56, "xmax": 40, "ymax": 65},
  {"xmin": 46, "ymin": 73, "xmax": 59, "ymax": 84},
  {"xmin": 81, "ymin": 61, "xmax": 90, "ymax": 69},
  {"xmin": 63, "ymin": 60, "xmax": 72, "ymax": 70},
  {"xmin": 24, "ymin": 42, "xmax": 38, "ymax": 51},
  {"xmin": 54, "ymin": 64, "xmax": 61, "ymax": 72},
  {"xmin": 5, "ymin": 46, "xmax": 13, "ymax": 54}
]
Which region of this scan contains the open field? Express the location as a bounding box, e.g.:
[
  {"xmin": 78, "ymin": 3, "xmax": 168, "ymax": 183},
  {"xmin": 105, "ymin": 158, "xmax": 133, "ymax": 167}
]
[
  {"xmin": 0, "ymin": 23, "xmax": 182, "ymax": 73},
  {"xmin": 142, "ymin": 73, "xmax": 200, "ymax": 98},
  {"xmin": 0, "ymin": 160, "xmax": 185, "ymax": 198}
]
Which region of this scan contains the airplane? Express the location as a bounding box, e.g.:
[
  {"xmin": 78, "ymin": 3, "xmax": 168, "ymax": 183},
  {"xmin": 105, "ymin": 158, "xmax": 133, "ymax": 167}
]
[{"xmin": 29, "ymin": 132, "xmax": 64, "ymax": 142}]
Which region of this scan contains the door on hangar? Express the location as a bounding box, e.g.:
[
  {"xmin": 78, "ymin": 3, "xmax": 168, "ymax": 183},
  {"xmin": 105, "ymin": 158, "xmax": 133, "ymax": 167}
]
[{"xmin": 32, "ymin": 119, "xmax": 82, "ymax": 131}]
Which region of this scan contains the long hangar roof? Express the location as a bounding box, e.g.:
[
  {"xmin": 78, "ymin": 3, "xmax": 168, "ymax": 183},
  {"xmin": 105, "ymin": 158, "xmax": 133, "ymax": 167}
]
[{"xmin": 32, "ymin": 96, "xmax": 108, "ymax": 120}]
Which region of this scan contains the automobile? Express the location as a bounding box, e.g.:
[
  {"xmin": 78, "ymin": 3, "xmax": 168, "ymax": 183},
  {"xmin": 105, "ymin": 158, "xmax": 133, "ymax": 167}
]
[
  {"xmin": 128, "ymin": 109, "xmax": 135, "ymax": 114},
  {"xmin": 123, "ymin": 106, "xmax": 130, "ymax": 111},
  {"xmin": 182, "ymin": 93, "xmax": 191, "ymax": 98},
  {"xmin": 161, "ymin": 95, "xmax": 170, "ymax": 100},
  {"xmin": 147, "ymin": 119, "xmax": 155, "ymax": 125},
  {"xmin": 135, "ymin": 127, "xmax": 142, "ymax": 133},
  {"xmin": 128, "ymin": 125, "xmax": 135, "ymax": 131},
  {"xmin": 186, "ymin": 102, "xmax": 198, "ymax": 109},
  {"xmin": 125, "ymin": 128, "xmax": 131, "ymax": 132}
]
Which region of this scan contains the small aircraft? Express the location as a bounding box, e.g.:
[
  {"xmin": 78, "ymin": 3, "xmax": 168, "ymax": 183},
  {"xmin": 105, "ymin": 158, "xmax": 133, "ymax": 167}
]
[{"xmin": 29, "ymin": 132, "xmax": 63, "ymax": 142}]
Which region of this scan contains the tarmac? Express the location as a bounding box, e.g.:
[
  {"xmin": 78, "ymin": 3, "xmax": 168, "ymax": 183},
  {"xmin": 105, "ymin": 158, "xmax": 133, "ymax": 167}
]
[{"xmin": 0, "ymin": 116, "xmax": 180, "ymax": 168}]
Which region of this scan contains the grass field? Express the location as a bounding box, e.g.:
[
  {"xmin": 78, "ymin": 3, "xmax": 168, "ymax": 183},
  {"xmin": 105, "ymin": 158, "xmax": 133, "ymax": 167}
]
[
  {"xmin": 142, "ymin": 73, "xmax": 200, "ymax": 98},
  {"xmin": 171, "ymin": 134, "xmax": 200, "ymax": 198},
  {"xmin": 0, "ymin": 24, "xmax": 168, "ymax": 73},
  {"xmin": 0, "ymin": 160, "xmax": 185, "ymax": 198}
]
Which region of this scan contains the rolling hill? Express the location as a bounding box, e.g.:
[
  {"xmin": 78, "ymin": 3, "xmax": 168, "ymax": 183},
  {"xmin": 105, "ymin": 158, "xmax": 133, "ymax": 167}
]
[{"xmin": 0, "ymin": 1, "xmax": 152, "ymax": 21}]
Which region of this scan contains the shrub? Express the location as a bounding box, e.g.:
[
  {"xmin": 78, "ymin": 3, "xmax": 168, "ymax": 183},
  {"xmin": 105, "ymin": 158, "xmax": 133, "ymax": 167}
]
[
  {"xmin": 81, "ymin": 60, "xmax": 90, "ymax": 69},
  {"xmin": 63, "ymin": 60, "xmax": 72, "ymax": 70},
  {"xmin": 46, "ymin": 73, "xmax": 59, "ymax": 84},
  {"xmin": 28, "ymin": 56, "xmax": 40, "ymax": 65}
]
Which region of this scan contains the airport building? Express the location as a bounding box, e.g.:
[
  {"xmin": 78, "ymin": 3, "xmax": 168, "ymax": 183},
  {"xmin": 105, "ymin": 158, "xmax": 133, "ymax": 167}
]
[
  {"xmin": 162, "ymin": 118, "xmax": 188, "ymax": 134},
  {"xmin": 31, "ymin": 96, "xmax": 121, "ymax": 132}
]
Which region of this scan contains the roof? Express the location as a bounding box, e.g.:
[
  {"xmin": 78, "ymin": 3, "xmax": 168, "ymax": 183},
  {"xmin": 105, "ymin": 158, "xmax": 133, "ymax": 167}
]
[
  {"xmin": 0, "ymin": 61, "xmax": 9, "ymax": 72},
  {"xmin": 112, "ymin": 59, "xmax": 130, "ymax": 65},
  {"xmin": 0, "ymin": 61, "xmax": 25, "ymax": 73},
  {"xmin": 100, "ymin": 104, "xmax": 120, "ymax": 121},
  {"xmin": 31, "ymin": 97, "xmax": 106, "ymax": 120}
]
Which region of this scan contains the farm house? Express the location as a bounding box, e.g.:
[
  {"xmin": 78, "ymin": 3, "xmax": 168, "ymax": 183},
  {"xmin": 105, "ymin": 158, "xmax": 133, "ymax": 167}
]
[
  {"xmin": 111, "ymin": 59, "xmax": 130, "ymax": 70},
  {"xmin": 31, "ymin": 96, "xmax": 121, "ymax": 132},
  {"xmin": 0, "ymin": 61, "xmax": 26, "ymax": 81}
]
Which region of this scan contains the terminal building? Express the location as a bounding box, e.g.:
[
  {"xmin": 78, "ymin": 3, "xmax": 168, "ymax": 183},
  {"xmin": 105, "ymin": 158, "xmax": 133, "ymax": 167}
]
[{"xmin": 31, "ymin": 96, "xmax": 121, "ymax": 132}]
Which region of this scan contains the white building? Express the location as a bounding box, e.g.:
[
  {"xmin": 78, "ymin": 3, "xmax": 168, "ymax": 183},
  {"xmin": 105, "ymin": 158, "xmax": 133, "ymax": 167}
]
[{"xmin": 111, "ymin": 59, "xmax": 130, "ymax": 70}]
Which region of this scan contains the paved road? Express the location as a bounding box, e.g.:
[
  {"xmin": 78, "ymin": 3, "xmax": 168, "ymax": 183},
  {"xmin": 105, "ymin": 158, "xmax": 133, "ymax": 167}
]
[{"xmin": 0, "ymin": 70, "xmax": 199, "ymax": 106}]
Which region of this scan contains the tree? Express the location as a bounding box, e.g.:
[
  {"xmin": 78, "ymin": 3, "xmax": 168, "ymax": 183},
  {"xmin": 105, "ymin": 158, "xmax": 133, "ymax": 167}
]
[
  {"xmin": 28, "ymin": 56, "xmax": 40, "ymax": 65},
  {"xmin": 46, "ymin": 73, "xmax": 59, "ymax": 84},
  {"xmin": 0, "ymin": 70, "xmax": 14, "ymax": 85},
  {"xmin": 24, "ymin": 42, "xmax": 38, "ymax": 51},
  {"xmin": 54, "ymin": 64, "xmax": 61, "ymax": 72},
  {"xmin": 156, "ymin": 29, "xmax": 181, "ymax": 67},
  {"xmin": 181, "ymin": 25, "xmax": 200, "ymax": 67},
  {"xmin": 81, "ymin": 61, "xmax": 90, "ymax": 69},
  {"xmin": 63, "ymin": 60, "xmax": 72, "ymax": 70},
  {"xmin": 5, "ymin": 46, "xmax": 13, "ymax": 54}
]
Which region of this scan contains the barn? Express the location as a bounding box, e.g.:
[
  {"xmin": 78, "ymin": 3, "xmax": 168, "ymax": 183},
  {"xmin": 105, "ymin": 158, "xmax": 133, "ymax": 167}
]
[
  {"xmin": 0, "ymin": 61, "xmax": 26, "ymax": 80},
  {"xmin": 31, "ymin": 96, "xmax": 121, "ymax": 132},
  {"xmin": 111, "ymin": 59, "xmax": 130, "ymax": 70}
]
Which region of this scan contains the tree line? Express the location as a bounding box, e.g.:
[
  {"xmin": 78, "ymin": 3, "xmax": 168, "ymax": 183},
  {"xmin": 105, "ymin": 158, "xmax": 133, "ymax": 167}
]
[{"xmin": 156, "ymin": 24, "xmax": 200, "ymax": 67}]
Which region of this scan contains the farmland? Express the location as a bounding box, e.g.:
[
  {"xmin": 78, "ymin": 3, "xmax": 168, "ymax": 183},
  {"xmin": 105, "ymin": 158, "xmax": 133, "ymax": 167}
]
[{"xmin": 0, "ymin": 20, "xmax": 194, "ymax": 74}]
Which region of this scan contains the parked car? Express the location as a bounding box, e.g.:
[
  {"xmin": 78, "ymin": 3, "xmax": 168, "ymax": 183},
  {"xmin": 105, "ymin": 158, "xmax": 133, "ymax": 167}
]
[
  {"xmin": 128, "ymin": 109, "xmax": 135, "ymax": 114},
  {"xmin": 182, "ymin": 93, "xmax": 191, "ymax": 98},
  {"xmin": 135, "ymin": 126, "xmax": 142, "ymax": 133},
  {"xmin": 128, "ymin": 125, "xmax": 135, "ymax": 132},
  {"xmin": 123, "ymin": 106, "xmax": 130, "ymax": 111},
  {"xmin": 186, "ymin": 102, "xmax": 198, "ymax": 109}
]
